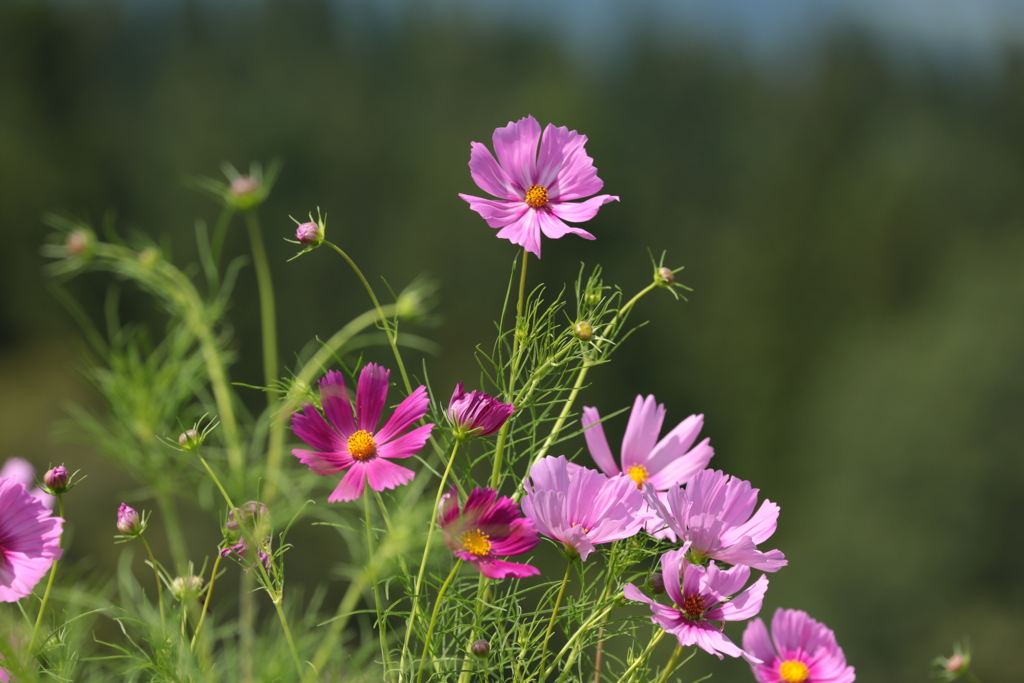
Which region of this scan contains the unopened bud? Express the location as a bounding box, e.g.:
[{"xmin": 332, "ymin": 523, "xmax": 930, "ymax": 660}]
[
  {"xmin": 945, "ymin": 654, "xmax": 965, "ymax": 673},
  {"xmin": 295, "ymin": 221, "xmax": 323, "ymax": 247},
  {"xmin": 65, "ymin": 229, "xmax": 94, "ymax": 258},
  {"xmin": 230, "ymin": 176, "xmax": 259, "ymax": 197},
  {"xmin": 117, "ymin": 503, "xmax": 143, "ymax": 536},
  {"xmin": 43, "ymin": 466, "xmax": 69, "ymax": 494},
  {"xmin": 585, "ymin": 291, "xmax": 602, "ymax": 308},
  {"xmin": 471, "ymin": 639, "xmax": 490, "ymax": 658},
  {"xmin": 647, "ymin": 572, "xmax": 665, "ymax": 595},
  {"xmin": 656, "ymin": 267, "xmax": 674, "ymax": 286},
  {"xmin": 178, "ymin": 429, "xmax": 199, "ymax": 449},
  {"xmin": 170, "ymin": 575, "xmax": 204, "ymax": 602},
  {"xmin": 573, "ymin": 321, "xmax": 593, "ymax": 340}
]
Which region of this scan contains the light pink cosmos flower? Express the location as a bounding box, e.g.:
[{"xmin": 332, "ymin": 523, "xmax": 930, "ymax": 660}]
[
  {"xmin": 291, "ymin": 365, "xmax": 434, "ymax": 502},
  {"xmin": 438, "ymin": 487, "xmax": 539, "ymax": 579},
  {"xmin": 742, "ymin": 608, "xmax": 855, "ymax": 683},
  {"xmin": 520, "ymin": 455, "xmax": 644, "ymax": 561},
  {"xmin": 582, "ymin": 395, "xmax": 714, "ymax": 491},
  {"xmin": 0, "ymin": 458, "xmax": 54, "ymax": 509},
  {"xmin": 458, "ymin": 115, "xmax": 619, "ymax": 258},
  {"xmin": 644, "ymin": 468, "xmax": 787, "ymax": 572},
  {"xmin": 0, "ymin": 477, "xmax": 64, "ymax": 602},
  {"xmin": 624, "ymin": 545, "xmax": 768, "ymax": 661}
]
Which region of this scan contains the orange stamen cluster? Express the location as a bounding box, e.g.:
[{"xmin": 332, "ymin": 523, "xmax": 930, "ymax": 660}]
[
  {"xmin": 525, "ymin": 184, "xmax": 549, "ymax": 208},
  {"xmin": 461, "ymin": 528, "xmax": 492, "ymax": 556},
  {"xmin": 347, "ymin": 430, "xmax": 377, "ymax": 461},
  {"xmin": 779, "ymin": 661, "xmax": 810, "ymax": 683},
  {"xmin": 627, "ymin": 464, "xmax": 649, "ymax": 489}
]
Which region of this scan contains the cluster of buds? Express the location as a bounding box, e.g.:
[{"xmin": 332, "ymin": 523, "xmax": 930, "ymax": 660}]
[{"xmin": 221, "ymin": 501, "xmax": 273, "ymax": 571}]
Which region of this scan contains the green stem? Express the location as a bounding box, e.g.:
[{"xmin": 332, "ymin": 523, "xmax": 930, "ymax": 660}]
[
  {"xmin": 401, "ymin": 441, "xmax": 461, "ymax": 675},
  {"xmin": 190, "ymin": 553, "xmax": 222, "ymax": 651},
  {"xmin": 140, "ymin": 536, "xmax": 166, "ymax": 633},
  {"xmin": 490, "ymin": 249, "xmax": 528, "ymax": 491},
  {"xmin": 365, "ymin": 489, "xmax": 393, "ymax": 681},
  {"xmin": 209, "ymin": 205, "xmax": 237, "ymax": 269},
  {"xmin": 197, "ymin": 453, "xmax": 237, "ymax": 511},
  {"xmin": 538, "ymin": 562, "xmax": 572, "ymax": 681},
  {"xmin": 546, "ymin": 603, "xmax": 616, "ymax": 683},
  {"xmin": 654, "ymin": 646, "xmax": 685, "ymax": 683},
  {"xmin": 612, "ymin": 630, "xmax": 665, "ymax": 683},
  {"xmin": 416, "ymin": 561, "xmax": 462, "ymax": 683},
  {"xmin": 325, "ymin": 240, "xmax": 412, "ymax": 394},
  {"xmin": 28, "ymin": 495, "xmax": 64, "ymax": 653},
  {"xmin": 273, "ymin": 596, "xmax": 306, "ymax": 679}
]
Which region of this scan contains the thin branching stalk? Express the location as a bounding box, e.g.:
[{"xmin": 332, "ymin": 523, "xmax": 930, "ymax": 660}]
[
  {"xmin": 272, "ymin": 595, "xmax": 306, "ymax": 679},
  {"xmin": 654, "ymin": 646, "xmax": 687, "ymax": 683},
  {"xmin": 209, "ymin": 205, "xmax": 237, "ymax": 269},
  {"xmin": 538, "ymin": 562, "xmax": 573, "ymax": 681},
  {"xmin": 139, "ymin": 536, "xmax": 165, "ymax": 634},
  {"xmin": 364, "ymin": 489, "xmax": 394, "ymax": 681},
  {"xmin": 416, "ymin": 560, "xmax": 462, "ymax": 683},
  {"xmin": 546, "ymin": 603, "xmax": 616, "ymax": 683},
  {"xmin": 190, "ymin": 553, "xmax": 222, "ymax": 651},
  {"xmin": 612, "ymin": 630, "xmax": 665, "ymax": 683},
  {"xmin": 27, "ymin": 495, "xmax": 64, "ymax": 654}
]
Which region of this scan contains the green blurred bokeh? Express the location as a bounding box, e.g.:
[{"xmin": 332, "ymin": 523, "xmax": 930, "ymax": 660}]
[{"xmin": 1, "ymin": 1, "xmax": 1022, "ymax": 680}]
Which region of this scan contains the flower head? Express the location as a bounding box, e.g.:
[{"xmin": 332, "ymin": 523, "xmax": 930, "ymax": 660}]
[
  {"xmin": 446, "ymin": 383, "xmax": 514, "ymax": 440},
  {"xmin": 582, "ymin": 395, "xmax": 714, "ymax": 492},
  {"xmin": 116, "ymin": 503, "xmax": 143, "ymax": 537},
  {"xmin": 43, "ymin": 467, "xmax": 69, "ymax": 495},
  {"xmin": 520, "ymin": 456, "xmax": 645, "ymax": 561},
  {"xmin": 645, "ymin": 468, "xmax": 786, "ymax": 572},
  {"xmin": 742, "ymin": 608, "xmax": 855, "ymax": 683},
  {"xmin": 291, "ymin": 364, "xmax": 434, "ymax": 502},
  {"xmin": 0, "ymin": 458, "xmax": 54, "ymax": 509},
  {"xmin": 0, "ymin": 477, "xmax": 64, "ymax": 602},
  {"xmin": 438, "ymin": 487, "xmax": 539, "ymax": 579},
  {"xmin": 624, "ymin": 546, "xmax": 768, "ymax": 661},
  {"xmin": 220, "ymin": 502, "xmax": 273, "ymax": 570},
  {"xmin": 459, "ymin": 115, "xmax": 619, "ymax": 258}
]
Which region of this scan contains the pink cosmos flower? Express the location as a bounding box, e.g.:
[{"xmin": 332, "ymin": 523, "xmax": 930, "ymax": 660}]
[
  {"xmin": 0, "ymin": 477, "xmax": 64, "ymax": 602},
  {"xmin": 582, "ymin": 395, "xmax": 714, "ymax": 491},
  {"xmin": 0, "ymin": 458, "xmax": 54, "ymax": 509},
  {"xmin": 446, "ymin": 383, "xmax": 514, "ymax": 440},
  {"xmin": 742, "ymin": 608, "xmax": 855, "ymax": 683},
  {"xmin": 438, "ymin": 487, "xmax": 539, "ymax": 579},
  {"xmin": 624, "ymin": 545, "xmax": 768, "ymax": 661},
  {"xmin": 291, "ymin": 365, "xmax": 434, "ymax": 502},
  {"xmin": 520, "ymin": 455, "xmax": 644, "ymax": 561},
  {"xmin": 458, "ymin": 115, "xmax": 619, "ymax": 258},
  {"xmin": 644, "ymin": 468, "xmax": 787, "ymax": 572}
]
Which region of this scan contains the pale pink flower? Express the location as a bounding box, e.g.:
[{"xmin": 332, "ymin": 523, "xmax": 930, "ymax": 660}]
[
  {"xmin": 624, "ymin": 545, "xmax": 768, "ymax": 661},
  {"xmin": 644, "ymin": 468, "xmax": 786, "ymax": 572},
  {"xmin": 0, "ymin": 458, "xmax": 54, "ymax": 509},
  {"xmin": 742, "ymin": 608, "xmax": 855, "ymax": 683},
  {"xmin": 520, "ymin": 456, "xmax": 644, "ymax": 561},
  {"xmin": 291, "ymin": 365, "xmax": 434, "ymax": 502},
  {"xmin": 438, "ymin": 487, "xmax": 539, "ymax": 579},
  {"xmin": 582, "ymin": 395, "xmax": 713, "ymax": 491},
  {"xmin": 459, "ymin": 115, "xmax": 619, "ymax": 258},
  {"xmin": 0, "ymin": 477, "xmax": 64, "ymax": 602}
]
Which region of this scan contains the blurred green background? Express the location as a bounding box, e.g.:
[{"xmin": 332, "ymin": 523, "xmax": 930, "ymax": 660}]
[{"xmin": 2, "ymin": 1, "xmax": 1023, "ymax": 680}]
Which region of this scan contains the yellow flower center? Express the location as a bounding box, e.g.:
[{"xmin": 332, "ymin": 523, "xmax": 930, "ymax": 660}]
[
  {"xmin": 679, "ymin": 594, "xmax": 706, "ymax": 620},
  {"xmin": 525, "ymin": 184, "xmax": 549, "ymax": 208},
  {"xmin": 347, "ymin": 430, "xmax": 377, "ymax": 461},
  {"xmin": 627, "ymin": 464, "xmax": 649, "ymax": 489},
  {"xmin": 461, "ymin": 529, "xmax": 492, "ymax": 556},
  {"xmin": 779, "ymin": 660, "xmax": 810, "ymax": 683}
]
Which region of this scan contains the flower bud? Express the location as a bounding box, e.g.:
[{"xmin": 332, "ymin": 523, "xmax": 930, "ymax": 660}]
[
  {"xmin": 647, "ymin": 572, "xmax": 665, "ymax": 595},
  {"xmin": 585, "ymin": 291, "xmax": 602, "ymax": 308},
  {"xmin": 43, "ymin": 466, "xmax": 69, "ymax": 494},
  {"xmin": 65, "ymin": 228, "xmax": 95, "ymax": 259},
  {"xmin": 945, "ymin": 654, "xmax": 965, "ymax": 673},
  {"xmin": 471, "ymin": 639, "xmax": 490, "ymax": 658},
  {"xmin": 178, "ymin": 429, "xmax": 199, "ymax": 450},
  {"xmin": 137, "ymin": 247, "xmax": 160, "ymax": 270},
  {"xmin": 170, "ymin": 575, "xmax": 204, "ymax": 602},
  {"xmin": 295, "ymin": 221, "xmax": 323, "ymax": 247},
  {"xmin": 657, "ymin": 267, "xmax": 674, "ymax": 285},
  {"xmin": 446, "ymin": 383, "xmax": 514, "ymax": 440},
  {"xmin": 117, "ymin": 503, "xmax": 143, "ymax": 536},
  {"xmin": 230, "ymin": 176, "xmax": 259, "ymax": 197},
  {"xmin": 573, "ymin": 321, "xmax": 593, "ymax": 340}
]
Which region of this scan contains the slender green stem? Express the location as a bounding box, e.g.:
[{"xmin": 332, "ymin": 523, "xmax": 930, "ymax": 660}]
[
  {"xmin": 325, "ymin": 240, "xmax": 412, "ymax": 394},
  {"xmin": 28, "ymin": 495, "xmax": 64, "ymax": 653},
  {"xmin": 401, "ymin": 442, "xmax": 461, "ymax": 675},
  {"xmin": 240, "ymin": 575, "xmax": 255, "ymax": 683},
  {"xmin": 491, "ymin": 250, "xmax": 529, "ymax": 490},
  {"xmin": 190, "ymin": 553, "xmax": 222, "ymax": 650},
  {"xmin": 209, "ymin": 205, "xmax": 237, "ymax": 269},
  {"xmin": 654, "ymin": 646, "xmax": 685, "ymax": 683},
  {"xmin": 516, "ymin": 248, "xmax": 528, "ymax": 319},
  {"xmin": 272, "ymin": 597, "xmax": 306, "ymax": 679},
  {"xmin": 140, "ymin": 536, "xmax": 166, "ymax": 634},
  {"xmin": 612, "ymin": 630, "xmax": 665, "ymax": 683},
  {"xmin": 546, "ymin": 603, "xmax": 616, "ymax": 683},
  {"xmin": 538, "ymin": 562, "xmax": 573, "ymax": 681},
  {"xmin": 365, "ymin": 489, "xmax": 393, "ymax": 681},
  {"xmin": 416, "ymin": 561, "xmax": 462, "ymax": 683},
  {"xmin": 197, "ymin": 453, "xmax": 237, "ymax": 511}
]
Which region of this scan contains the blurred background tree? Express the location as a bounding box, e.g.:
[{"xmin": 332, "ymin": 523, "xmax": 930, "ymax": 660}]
[{"xmin": 1, "ymin": 0, "xmax": 1022, "ymax": 680}]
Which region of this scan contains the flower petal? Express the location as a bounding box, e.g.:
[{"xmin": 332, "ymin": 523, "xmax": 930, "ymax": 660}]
[
  {"xmin": 292, "ymin": 448, "xmax": 352, "ymax": 476},
  {"xmin": 474, "ymin": 557, "xmax": 540, "ymax": 580},
  {"xmin": 621, "ymin": 395, "xmax": 665, "ymax": 471},
  {"xmin": 355, "ymin": 363, "xmax": 390, "ymax": 433},
  {"xmin": 492, "ymin": 116, "xmax": 541, "ymax": 192},
  {"xmin": 459, "ymin": 194, "xmax": 530, "ymax": 229},
  {"xmin": 364, "ymin": 459, "xmax": 416, "ymax": 493},
  {"xmin": 328, "ymin": 466, "xmax": 367, "ymax": 502},
  {"xmin": 376, "ymin": 385, "xmax": 430, "ymax": 443},
  {"xmin": 376, "ymin": 423, "xmax": 433, "ymax": 460},
  {"xmin": 468, "ymin": 141, "xmax": 521, "ymax": 200},
  {"xmin": 647, "ymin": 438, "xmax": 714, "ymax": 489},
  {"xmin": 548, "ymin": 195, "xmax": 619, "ymax": 224},
  {"xmin": 536, "ymin": 123, "xmax": 589, "ymax": 189},
  {"xmin": 536, "ymin": 211, "xmax": 596, "ymax": 241},
  {"xmin": 742, "ymin": 617, "xmax": 777, "ymax": 671},
  {"xmin": 581, "ymin": 406, "xmax": 621, "ymax": 476},
  {"xmin": 292, "ymin": 404, "xmax": 346, "ymax": 452},
  {"xmin": 496, "ymin": 208, "xmax": 543, "ymax": 258},
  {"xmin": 319, "ymin": 370, "xmax": 356, "ymax": 437}
]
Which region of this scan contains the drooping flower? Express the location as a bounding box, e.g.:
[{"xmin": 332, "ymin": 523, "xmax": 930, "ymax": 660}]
[
  {"xmin": 0, "ymin": 477, "xmax": 64, "ymax": 602},
  {"xmin": 291, "ymin": 364, "xmax": 434, "ymax": 502},
  {"xmin": 624, "ymin": 545, "xmax": 768, "ymax": 661},
  {"xmin": 582, "ymin": 395, "xmax": 714, "ymax": 491},
  {"xmin": 438, "ymin": 487, "xmax": 539, "ymax": 579},
  {"xmin": 458, "ymin": 115, "xmax": 619, "ymax": 258},
  {"xmin": 742, "ymin": 608, "xmax": 855, "ymax": 683},
  {"xmin": 446, "ymin": 383, "xmax": 515, "ymax": 440},
  {"xmin": 520, "ymin": 455, "xmax": 644, "ymax": 561},
  {"xmin": 644, "ymin": 468, "xmax": 786, "ymax": 571},
  {"xmin": 0, "ymin": 458, "xmax": 54, "ymax": 509}
]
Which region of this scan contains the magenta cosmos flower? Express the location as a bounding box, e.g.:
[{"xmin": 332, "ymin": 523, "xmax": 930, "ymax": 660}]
[
  {"xmin": 446, "ymin": 383, "xmax": 514, "ymax": 440},
  {"xmin": 645, "ymin": 468, "xmax": 786, "ymax": 572},
  {"xmin": 743, "ymin": 609, "xmax": 855, "ymax": 683},
  {"xmin": 438, "ymin": 487, "xmax": 539, "ymax": 579},
  {"xmin": 624, "ymin": 545, "xmax": 768, "ymax": 661},
  {"xmin": 0, "ymin": 477, "xmax": 64, "ymax": 602},
  {"xmin": 458, "ymin": 115, "xmax": 619, "ymax": 258},
  {"xmin": 582, "ymin": 395, "xmax": 713, "ymax": 491},
  {"xmin": 292, "ymin": 365, "xmax": 434, "ymax": 502},
  {"xmin": 0, "ymin": 458, "xmax": 54, "ymax": 509},
  {"xmin": 520, "ymin": 455, "xmax": 644, "ymax": 561}
]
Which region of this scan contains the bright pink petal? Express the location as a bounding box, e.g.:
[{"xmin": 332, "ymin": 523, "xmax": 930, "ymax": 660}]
[
  {"xmin": 660, "ymin": 547, "xmax": 688, "ymax": 607},
  {"xmin": 459, "ymin": 194, "xmax": 530, "ymax": 229},
  {"xmin": 547, "ymin": 143, "xmax": 604, "ymax": 201},
  {"xmin": 581, "ymin": 406, "xmax": 621, "ymax": 476},
  {"xmin": 689, "ymin": 623, "xmax": 748, "ymax": 660},
  {"xmin": 474, "ymin": 557, "xmax": 540, "ymax": 580},
  {"xmin": 495, "ymin": 208, "xmax": 543, "ymax": 258},
  {"xmin": 355, "ymin": 363, "xmax": 390, "ymax": 433},
  {"xmin": 647, "ymin": 438, "xmax": 714, "ymax": 489},
  {"xmin": 536, "ymin": 124, "xmax": 589, "ymax": 189},
  {"xmin": 621, "ymin": 395, "xmax": 664, "ymax": 470},
  {"xmin": 535, "ymin": 211, "xmax": 596, "ymax": 241},
  {"xmin": 291, "ymin": 404, "xmax": 347, "ymax": 452},
  {"xmin": 319, "ymin": 370, "xmax": 356, "ymax": 437},
  {"xmin": 492, "ymin": 116, "xmax": 540, "ymax": 192},
  {"xmin": 723, "ymin": 498, "xmax": 780, "ymax": 546},
  {"xmin": 645, "ymin": 413, "xmax": 705, "ymax": 473},
  {"xmin": 714, "ymin": 538, "xmax": 787, "ymax": 573},
  {"xmin": 328, "ymin": 466, "xmax": 367, "ymax": 503},
  {"xmin": 292, "ymin": 448, "xmax": 353, "ymax": 476},
  {"xmin": 364, "ymin": 459, "xmax": 416, "ymax": 493},
  {"xmin": 376, "ymin": 423, "xmax": 433, "ymax": 460},
  {"xmin": 709, "ymin": 574, "xmax": 768, "ymax": 622},
  {"xmin": 375, "ymin": 385, "xmax": 430, "ymax": 443},
  {"xmin": 742, "ymin": 618, "xmax": 777, "ymax": 672},
  {"xmin": 623, "ymin": 582, "xmax": 655, "ymax": 606},
  {"xmin": 548, "ymin": 195, "xmax": 619, "ymax": 224},
  {"xmin": 468, "ymin": 141, "xmax": 521, "ymax": 200}
]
